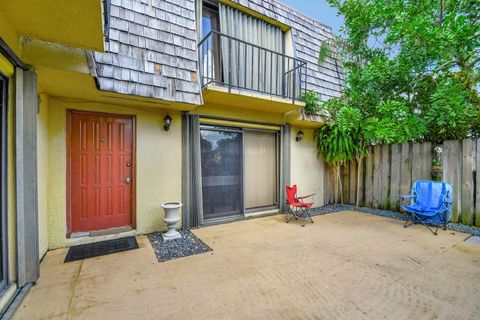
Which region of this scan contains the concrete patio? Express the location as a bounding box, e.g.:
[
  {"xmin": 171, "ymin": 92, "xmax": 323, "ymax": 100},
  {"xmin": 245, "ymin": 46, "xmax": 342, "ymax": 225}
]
[{"xmin": 13, "ymin": 211, "xmax": 480, "ymax": 320}]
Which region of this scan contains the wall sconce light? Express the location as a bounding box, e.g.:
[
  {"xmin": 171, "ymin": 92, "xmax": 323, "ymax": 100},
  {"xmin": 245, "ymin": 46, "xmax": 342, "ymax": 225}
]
[
  {"xmin": 296, "ymin": 130, "xmax": 304, "ymax": 142},
  {"xmin": 163, "ymin": 113, "xmax": 172, "ymax": 131}
]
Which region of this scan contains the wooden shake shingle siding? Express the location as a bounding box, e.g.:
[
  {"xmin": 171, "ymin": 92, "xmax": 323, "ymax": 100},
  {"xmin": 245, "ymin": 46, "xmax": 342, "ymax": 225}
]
[
  {"xmin": 93, "ymin": 0, "xmax": 201, "ymax": 105},
  {"xmin": 92, "ymin": 0, "xmax": 343, "ymax": 104}
]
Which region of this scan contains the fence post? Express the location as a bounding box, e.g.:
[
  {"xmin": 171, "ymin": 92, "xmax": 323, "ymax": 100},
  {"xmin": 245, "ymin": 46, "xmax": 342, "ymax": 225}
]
[
  {"xmin": 461, "ymin": 139, "xmax": 474, "ymax": 225},
  {"xmin": 380, "ymin": 145, "xmax": 390, "ymax": 209},
  {"xmin": 476, "ymin": 139, "xmax": 480, "ymax": 227},
  {"xmin": 365, "ymin": 147, "xmax": 373, "ymax": 207},
  {"xmin": 372, "ymin": 145, "xmax": 382, "ymax": 208},
  {"xmin": 390, "ymin": 144, "xmax": 401, "ymax": 210}
]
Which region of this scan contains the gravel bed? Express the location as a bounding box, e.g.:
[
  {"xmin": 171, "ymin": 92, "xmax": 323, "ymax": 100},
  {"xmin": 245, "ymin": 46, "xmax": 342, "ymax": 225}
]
[
  {"xmin": 148, "ymin": 230, "xmax": 212, "ymax": 262},
  {"xmin": 310, "ymin": 204, "xmax": 480, "ymax": 236}
]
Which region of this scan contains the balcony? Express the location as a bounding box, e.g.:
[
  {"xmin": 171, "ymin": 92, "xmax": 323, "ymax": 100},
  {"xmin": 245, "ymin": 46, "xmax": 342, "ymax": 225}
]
[{"xmin": 198, "ymin": 31, "xmax": 307, "ymax": 113}]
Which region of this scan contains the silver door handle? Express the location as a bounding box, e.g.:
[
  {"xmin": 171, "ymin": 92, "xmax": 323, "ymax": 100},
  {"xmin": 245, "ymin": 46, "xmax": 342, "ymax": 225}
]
[{"xmin": 124, "ymin": 177, "xmax": 131, "ymax": 184}]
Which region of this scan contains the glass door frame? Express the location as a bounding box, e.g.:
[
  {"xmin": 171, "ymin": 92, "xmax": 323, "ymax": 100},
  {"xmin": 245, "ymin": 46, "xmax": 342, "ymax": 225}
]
[
  {"xmin": 242, "ymin": 128, "xmax": 281, "ymax": 213},
  {"xmin": 200, "ymin": 125, "xmax": 244, "ymax": 222},
  {"xmin": 200, "ymin": 124, "xmax": 281, "ymax": 223},
  {"xmin": 0, "ymin": 72, "xmax": 9, "ymax": 290}
]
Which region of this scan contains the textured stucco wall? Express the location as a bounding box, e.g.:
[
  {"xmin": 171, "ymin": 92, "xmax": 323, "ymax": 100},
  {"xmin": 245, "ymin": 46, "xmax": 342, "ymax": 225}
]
[
  {"xmin": 46, "ymin": 98, "xmax": 182, "ymax": 249},
  {"xmin": 290, "ymin": 127, "xmax": 325, "ymax": 207},
  {"xmin": 37, "ymin": 94, "xmax": 49, "ymax": 258},
  {"xmin": 0, "ymin": 10, "xmax": 21, "ymax": 56}
]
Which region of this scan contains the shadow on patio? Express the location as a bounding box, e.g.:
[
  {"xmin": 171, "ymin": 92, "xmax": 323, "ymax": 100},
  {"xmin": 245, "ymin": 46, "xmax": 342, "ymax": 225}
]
[{"xmin": 14, "ymin": 211, "xmax": 480, "ymax": 320}]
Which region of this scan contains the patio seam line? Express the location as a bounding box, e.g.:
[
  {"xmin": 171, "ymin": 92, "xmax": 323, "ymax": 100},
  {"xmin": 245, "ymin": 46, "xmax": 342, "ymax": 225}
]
[{"xmin": 66, "ymin": 260, "xmax": 84, "ymax": 316}]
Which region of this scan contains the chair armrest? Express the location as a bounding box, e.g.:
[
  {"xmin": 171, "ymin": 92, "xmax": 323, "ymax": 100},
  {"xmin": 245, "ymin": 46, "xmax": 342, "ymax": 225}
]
[
  {"xmin": 297, "ymin": 193, "xmax": 316, "ymax": 200},
  {"xmin": 397, "ymin": 194, "xmax": 415, "ymax": 206}
]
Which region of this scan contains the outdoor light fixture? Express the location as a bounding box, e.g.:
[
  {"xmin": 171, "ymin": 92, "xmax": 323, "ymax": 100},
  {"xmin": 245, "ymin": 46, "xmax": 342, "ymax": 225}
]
[
  {"xmin": 296, "ymin": 130, "xmax": 304, "ymax": 142},
  {"xmin": 163, "ymin": 113, "xmax": 172, "ymax": 131}
]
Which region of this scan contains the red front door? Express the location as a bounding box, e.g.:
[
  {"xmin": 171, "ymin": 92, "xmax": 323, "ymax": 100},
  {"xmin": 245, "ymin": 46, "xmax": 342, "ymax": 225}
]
[{"xmin": 68, "ymin": 111, "xmax": 135, "ymax": 233}]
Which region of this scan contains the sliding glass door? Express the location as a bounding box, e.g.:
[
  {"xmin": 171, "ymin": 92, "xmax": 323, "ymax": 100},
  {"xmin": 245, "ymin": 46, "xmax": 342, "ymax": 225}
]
[
  {"xmin": 200, "ymin": 125, "xmax": 279, "ymax": 222},
  {"xmin": 244, "ymin": 130, "xmax": 278, "ymax": 210},
  {"xmin": 0, "ymin": 73, "xmax": 7, "ymax": 288},
  {"xmin": 201, "ymin": 127, "xmax": 242, "ymax": 220}
]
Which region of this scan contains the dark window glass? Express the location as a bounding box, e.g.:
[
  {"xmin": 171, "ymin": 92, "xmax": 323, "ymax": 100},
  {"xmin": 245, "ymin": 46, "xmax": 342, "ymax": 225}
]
[
  {"xmin": 201, "ymin": 128, "xmax": 242, "ymax": 220},
  {"xmin": 202, "ymin": 4, "xmax": 219, "ymax": 38},
  {"xmin": 201, "ymin": 4, "xmax": 222, "ymax": 83}
]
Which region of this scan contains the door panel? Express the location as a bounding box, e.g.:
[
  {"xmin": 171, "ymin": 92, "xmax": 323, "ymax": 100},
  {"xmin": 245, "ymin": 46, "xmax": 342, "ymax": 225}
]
[
  {"xmin": 69, "ymin": 112, "xmax": 134, "ymax": 233},
  {"xmin": 201, "ymin": 128, "xmax": 242, "ymax": 220},
  {"xmin": 244, "ymin": 130, "xmax": 278, "ymax": 209}
]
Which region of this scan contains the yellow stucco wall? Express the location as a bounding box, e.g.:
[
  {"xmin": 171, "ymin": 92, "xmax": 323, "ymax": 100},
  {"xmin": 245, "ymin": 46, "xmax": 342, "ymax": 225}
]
[
  {"xmin": 197, "ymin": 104, "xmax": 285, "ymax": 124},
  {"xmin": 37, "ymin": 94, "xmax": 49, "ymax": 258},
  {"xmin": 45, "ymin": 98, "xmax": 182, "ymax": 249},
  {"xmin": 0, "ymin": 10, "xmax": 21, "ymax": 57},
  {"xmin": 290, "ymin": 127, "xmax": 325, "ymax": 207}
]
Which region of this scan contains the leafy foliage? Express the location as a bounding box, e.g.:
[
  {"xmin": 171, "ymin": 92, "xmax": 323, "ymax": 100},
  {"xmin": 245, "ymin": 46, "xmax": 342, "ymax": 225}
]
[
  {"xmin": 318, "ymin": 41, "xmax": 331, "ymax": 66},
  {"xmin": 313, "ymin": 122, "xmax": 356, "ymax": 165},
  {"xmin": 424, "ymin": 79, "xmax": 479, "ymax": 142},
  {"xmin": 318, "ymin": 0, "xmax": 480, "ymax": 146},
  {"xmin": 301, "ymin": 91, "xmax": 323, "ymax": 115},
  {"xmin": 314, "ymin": 0, "xmax": 480, "ymax": 204}
]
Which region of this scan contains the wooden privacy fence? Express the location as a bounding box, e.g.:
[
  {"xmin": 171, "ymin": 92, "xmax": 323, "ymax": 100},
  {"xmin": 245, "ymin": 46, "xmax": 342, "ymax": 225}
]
[{"xmin": 324, "ymin": 139, "xmax": 480, "ymax": 227}]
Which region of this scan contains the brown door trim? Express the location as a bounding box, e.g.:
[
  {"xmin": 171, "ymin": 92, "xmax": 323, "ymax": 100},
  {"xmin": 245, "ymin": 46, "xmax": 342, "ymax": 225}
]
[{"xmin": 66, "ymin": 109, "xmax": 137, "ymax": 238}]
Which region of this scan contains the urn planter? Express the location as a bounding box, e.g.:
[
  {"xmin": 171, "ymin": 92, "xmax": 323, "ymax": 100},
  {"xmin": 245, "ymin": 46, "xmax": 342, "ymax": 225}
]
[{"xmin": 161, "ymin": 202, "xmax": 182, "ymax": 241}]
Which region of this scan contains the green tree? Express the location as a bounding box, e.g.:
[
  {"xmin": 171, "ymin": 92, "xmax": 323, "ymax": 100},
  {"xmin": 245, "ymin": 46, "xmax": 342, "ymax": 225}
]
[
  {"xmin": 324, "ymin": 0, "xmax": 480, "ymax": 142},
  {"xmin": 314, "ymin": 105, "xmax": 363, "ymax": 204},
  {"xmin": 424, "ymin": 79, "xmax": 479, "ymax": 143},
  {"xmin": 314, "ymin": 0, "xmax": 480, "ymax": 206}
]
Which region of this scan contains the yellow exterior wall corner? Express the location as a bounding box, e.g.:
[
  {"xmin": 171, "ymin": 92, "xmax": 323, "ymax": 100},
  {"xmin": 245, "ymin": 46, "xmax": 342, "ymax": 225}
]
[
  {"xmin": 290, "ymin": 127, "xmax": 325, "ymax": 207},
  {"xmin": 37, "ymin": 93, "xmax": 49, "ymax": 258}
]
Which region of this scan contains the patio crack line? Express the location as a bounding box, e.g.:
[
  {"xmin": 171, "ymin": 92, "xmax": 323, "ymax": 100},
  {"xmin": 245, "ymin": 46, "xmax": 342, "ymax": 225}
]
[{"xmin": 66, "ymin": 260, "xmax": 84, "ymax": 315}]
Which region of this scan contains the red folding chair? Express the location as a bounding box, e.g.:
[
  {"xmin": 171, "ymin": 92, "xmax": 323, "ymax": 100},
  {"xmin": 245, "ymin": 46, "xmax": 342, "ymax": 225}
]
[{"xmin": 285, "ymin": 185, "xmax": 315, "ymax": 227}]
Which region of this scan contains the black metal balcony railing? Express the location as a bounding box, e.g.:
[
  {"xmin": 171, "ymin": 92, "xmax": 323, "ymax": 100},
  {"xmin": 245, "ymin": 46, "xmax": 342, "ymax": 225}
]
[{"xmin": 198, "ymin": 31, "xmax": 307, "ymax": 103}]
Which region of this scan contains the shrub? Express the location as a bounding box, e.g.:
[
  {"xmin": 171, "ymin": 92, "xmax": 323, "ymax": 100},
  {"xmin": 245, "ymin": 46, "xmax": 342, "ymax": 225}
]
[{"xmin": 301, "ymin": 91, "xmax": 322, "ymax": 115}]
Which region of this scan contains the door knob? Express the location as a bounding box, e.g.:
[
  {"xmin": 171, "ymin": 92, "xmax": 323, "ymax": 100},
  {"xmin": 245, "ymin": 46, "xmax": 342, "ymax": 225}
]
[{"xmin": 124, "ymin": 177, "xmax": 131, "ymax": 184}]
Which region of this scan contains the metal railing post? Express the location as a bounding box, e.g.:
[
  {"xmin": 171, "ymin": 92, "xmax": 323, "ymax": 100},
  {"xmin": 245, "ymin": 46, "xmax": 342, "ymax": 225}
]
[
  {"xmin": 228, "ymin": 35, "xmax": 232, "ymax": 93},
  {"xmin": 197, "ymin": 31, "xmax": 306, "ymax": 100},
  {"xmin": 198, "ymin": 39, "xmax": 203, "ymax": 86},
  {"xmin": 292, "ymin": 61, "xmax": 296, "ymax": 104},
  {"xmin": 282, "ymin": 57, "xmax": 286, "ymax": 98}
]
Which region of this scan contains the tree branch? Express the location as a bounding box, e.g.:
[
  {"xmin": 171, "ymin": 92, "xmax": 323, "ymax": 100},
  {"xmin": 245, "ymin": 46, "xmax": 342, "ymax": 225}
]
[{"xmin": 466, "ymin": 55, "xmax": 480, "ymax": 70}]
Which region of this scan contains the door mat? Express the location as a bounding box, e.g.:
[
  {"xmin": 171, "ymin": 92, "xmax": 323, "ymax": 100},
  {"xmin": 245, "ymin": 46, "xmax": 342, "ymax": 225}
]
[
  {"xmin": 148, "ymin": 230, "xmax": 212, "ymax": 262},
  {"xmin": 64, "ymin": 236, "xmax": 138, "ymax": 262}
]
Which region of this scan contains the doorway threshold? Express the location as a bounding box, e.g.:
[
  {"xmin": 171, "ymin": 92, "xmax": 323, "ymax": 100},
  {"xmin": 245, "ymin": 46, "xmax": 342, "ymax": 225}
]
[
  {"xmin": 66, "ymin": 227, "xmax": 136, "ymax": 248},
  {"xmin": 202, "ymin": 215, "xmax": 244, "ymax": 227},
  {"xmin": 70, "ymin": 226, "xmax": 133, "ymax": 239}
]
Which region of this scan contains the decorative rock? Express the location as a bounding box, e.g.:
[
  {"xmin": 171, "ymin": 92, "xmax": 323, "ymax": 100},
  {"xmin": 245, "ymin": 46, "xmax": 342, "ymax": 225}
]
[{"xmin": 148, "ymin": 230, "xmax": 212, "ymax": 262}]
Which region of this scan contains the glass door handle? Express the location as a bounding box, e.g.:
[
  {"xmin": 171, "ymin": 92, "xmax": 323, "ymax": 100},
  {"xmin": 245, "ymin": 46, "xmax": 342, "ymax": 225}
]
[{"xmin": 124, "ymin": 177, "xmax": 131, "ymax": 184}]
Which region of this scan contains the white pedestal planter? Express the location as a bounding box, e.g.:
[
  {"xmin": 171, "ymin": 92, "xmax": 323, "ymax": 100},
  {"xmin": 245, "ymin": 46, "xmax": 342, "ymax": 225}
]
[{"xmin": 161, "ymin": 202, "xmax": 182, "ymax": 241}]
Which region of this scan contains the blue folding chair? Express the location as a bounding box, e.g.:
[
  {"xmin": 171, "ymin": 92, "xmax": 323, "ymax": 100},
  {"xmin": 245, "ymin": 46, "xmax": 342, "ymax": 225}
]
[{"xmin": 398, "ymin": 180, "xmax": 453, "ymax": 235}]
